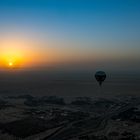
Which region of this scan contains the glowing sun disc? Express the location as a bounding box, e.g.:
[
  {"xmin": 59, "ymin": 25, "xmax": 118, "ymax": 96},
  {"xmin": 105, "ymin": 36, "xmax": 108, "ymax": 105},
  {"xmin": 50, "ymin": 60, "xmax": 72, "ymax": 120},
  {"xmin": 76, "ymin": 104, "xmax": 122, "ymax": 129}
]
[{"xmin": 9, "ymin": 62, "xmax": 13, "ymax": 66}]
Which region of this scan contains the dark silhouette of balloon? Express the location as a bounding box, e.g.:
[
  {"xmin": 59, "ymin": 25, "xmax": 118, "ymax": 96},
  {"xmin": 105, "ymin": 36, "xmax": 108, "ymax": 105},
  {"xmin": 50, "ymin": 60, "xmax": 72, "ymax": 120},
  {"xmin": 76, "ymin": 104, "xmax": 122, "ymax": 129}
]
[{"xmin": 95, "ymin": 71, "xmax": 106, "ymax": 86}]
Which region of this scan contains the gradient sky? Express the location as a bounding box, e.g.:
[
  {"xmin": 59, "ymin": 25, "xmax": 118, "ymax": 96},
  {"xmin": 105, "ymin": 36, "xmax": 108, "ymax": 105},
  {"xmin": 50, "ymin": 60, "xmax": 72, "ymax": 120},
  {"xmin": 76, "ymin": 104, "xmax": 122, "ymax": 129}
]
[{"xmin": 0, "ymin": 0, "xmax": 140, "ymax": 71}]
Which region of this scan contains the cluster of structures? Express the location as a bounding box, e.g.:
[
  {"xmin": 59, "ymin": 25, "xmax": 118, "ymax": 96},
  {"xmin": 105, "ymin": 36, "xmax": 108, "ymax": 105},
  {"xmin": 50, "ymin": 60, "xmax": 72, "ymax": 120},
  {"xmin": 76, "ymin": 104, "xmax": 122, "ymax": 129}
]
[{"xmin": 0, "ymin": 95, "xmax": 140, "ymax": 140}]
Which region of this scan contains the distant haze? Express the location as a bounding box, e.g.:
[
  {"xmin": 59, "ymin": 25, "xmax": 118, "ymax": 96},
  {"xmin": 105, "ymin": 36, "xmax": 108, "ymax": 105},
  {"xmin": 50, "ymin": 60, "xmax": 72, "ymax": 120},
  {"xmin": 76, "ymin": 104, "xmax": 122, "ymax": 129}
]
[{"xmin": 0, "ymin": 70, "xmax": 139, "ymax": 99}]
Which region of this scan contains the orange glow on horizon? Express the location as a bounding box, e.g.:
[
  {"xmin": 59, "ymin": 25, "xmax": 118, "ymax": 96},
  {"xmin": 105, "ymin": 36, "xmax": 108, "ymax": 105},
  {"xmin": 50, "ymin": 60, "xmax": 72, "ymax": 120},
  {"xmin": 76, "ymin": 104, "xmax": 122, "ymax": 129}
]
[
  {"xmin": 0, "ymin": 34, "xmax": 100, "ymax": 70},
  {"xmin": 0, "ymin": 34, "xmax": 69, "ymax": 70},
  {"xmin": 0, "ymin": 36, "xmax": 45, "ymax": 69}
]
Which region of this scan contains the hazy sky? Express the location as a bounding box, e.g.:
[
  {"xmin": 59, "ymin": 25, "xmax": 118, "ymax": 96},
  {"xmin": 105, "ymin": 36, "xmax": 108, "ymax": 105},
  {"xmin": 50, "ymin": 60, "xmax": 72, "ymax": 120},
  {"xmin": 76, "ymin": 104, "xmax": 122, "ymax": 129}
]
[{"xmin": 0, "ymin": 0, "xmax": 140, "ymax": 71}]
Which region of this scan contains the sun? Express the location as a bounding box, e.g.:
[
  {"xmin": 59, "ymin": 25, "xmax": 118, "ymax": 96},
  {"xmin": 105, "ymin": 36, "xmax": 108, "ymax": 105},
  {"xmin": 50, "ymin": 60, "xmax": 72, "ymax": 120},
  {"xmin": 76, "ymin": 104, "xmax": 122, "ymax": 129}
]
[
  {"xmin": 9, "ymin": 62, "xmax": 13, "ymax": 67},
  {"xmin": 0, "ymin": 50, "xmax": 23, "ymax": 69},
  {"xmin": 0, "ymin": 35, "xmax": 44, "ymax": 69}
]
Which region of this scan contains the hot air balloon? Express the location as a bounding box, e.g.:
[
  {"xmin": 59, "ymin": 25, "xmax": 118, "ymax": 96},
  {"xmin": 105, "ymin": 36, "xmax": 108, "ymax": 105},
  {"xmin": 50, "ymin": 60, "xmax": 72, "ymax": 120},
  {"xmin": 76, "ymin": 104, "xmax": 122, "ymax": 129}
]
[{"xmin": 95, "ymin": 71, "xmax": 106, "ymax": 86}]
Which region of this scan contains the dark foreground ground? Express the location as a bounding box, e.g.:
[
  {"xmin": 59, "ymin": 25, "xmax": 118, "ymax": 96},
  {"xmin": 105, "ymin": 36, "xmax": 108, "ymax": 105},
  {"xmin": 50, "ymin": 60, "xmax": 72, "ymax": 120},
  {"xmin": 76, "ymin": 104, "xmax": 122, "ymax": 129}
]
[
  {"xmin": 0, "ymin": 95, "xmax": 140, "ymax": 140},
  {"xmin": 0, "ymin": 71, "xmax": 140, "ymax": 139}
]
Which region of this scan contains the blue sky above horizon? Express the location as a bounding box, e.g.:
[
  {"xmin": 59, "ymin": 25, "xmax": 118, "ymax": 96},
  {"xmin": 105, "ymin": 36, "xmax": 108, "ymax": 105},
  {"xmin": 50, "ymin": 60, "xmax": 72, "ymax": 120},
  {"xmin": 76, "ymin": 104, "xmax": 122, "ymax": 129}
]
[{"xmin": 0, "ymin": 0, "xmax": 140, "ymax": 71}]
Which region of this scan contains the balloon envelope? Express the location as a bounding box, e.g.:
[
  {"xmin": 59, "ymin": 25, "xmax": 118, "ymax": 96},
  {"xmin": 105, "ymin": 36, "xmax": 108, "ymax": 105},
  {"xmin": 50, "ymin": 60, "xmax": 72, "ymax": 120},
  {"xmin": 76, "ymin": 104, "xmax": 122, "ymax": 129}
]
[{"xmin": 95, "ymin": 71, "xmax": 106, "ymax": 86}]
